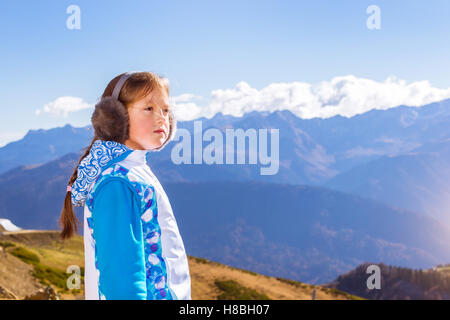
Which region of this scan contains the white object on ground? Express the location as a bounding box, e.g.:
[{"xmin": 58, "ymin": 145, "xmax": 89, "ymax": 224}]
[{"xmin": 0, "ymin": 219, "xmax": 22, "ymax": 232}]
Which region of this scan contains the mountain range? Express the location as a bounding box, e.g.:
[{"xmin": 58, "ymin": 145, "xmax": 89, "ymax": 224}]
[{"xmin": 0, "ymin": 98, "xmax": 449, "ymax": 283}]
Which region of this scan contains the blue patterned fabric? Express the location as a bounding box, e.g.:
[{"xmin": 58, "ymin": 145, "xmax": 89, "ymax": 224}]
[
  {"xmin": 76, "ymin": 139, "xmax": 182, "ymax": 300},
  {"xmin": 78, "ymin": 139, "xmax": 191, "ymax": 300},
  {"xmin": 86, "ymin": 164, "xmax": 175, "ymax": 300},
  {"xmin": 87, "ymin": 178, "xmax": 147, "ymax": 299},
  {"xmin": 71, "ymin": 140, "xmax": 132, "ymax": 207}
]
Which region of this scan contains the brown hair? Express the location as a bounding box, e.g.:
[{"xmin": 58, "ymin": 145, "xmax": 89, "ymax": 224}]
[{"xmin": 59, "ymin": 72, "xmax": 170, "ymax": 239}]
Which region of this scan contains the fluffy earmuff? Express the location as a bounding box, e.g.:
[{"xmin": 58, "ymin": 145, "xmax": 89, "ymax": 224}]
[{"xmin": 91, "ymin": 96, "xmax": 130, "ymax": 144}]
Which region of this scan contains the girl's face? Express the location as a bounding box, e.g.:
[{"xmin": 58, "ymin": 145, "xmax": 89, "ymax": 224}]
[{"xmin": 125, "ymin": 87, "xmax": 171, "ymax": 150}]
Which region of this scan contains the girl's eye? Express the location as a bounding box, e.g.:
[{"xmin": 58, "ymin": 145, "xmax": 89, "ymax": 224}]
[{"xmin": 144, "ymin": 106, "xmax": 169, "ymax": 113}]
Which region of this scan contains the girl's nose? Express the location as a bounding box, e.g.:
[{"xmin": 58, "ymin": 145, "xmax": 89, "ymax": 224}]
[
  {"xmin": 154, "ymin": 107, "xmax": 167, "ymax": 124},
  {"xmin": 155, "ymin": 106, "xmax": 165, "ymax": 118}
]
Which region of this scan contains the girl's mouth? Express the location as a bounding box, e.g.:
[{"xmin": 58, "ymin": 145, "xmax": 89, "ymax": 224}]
[{"xmin": 154, "ymin": 129, "xmax": 165, "ymax": 135}]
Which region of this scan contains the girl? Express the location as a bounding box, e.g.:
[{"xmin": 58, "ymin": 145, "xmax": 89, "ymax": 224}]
[{"xmin": 59, "ymin": 71, "xmax": 191, "ymax": 300}]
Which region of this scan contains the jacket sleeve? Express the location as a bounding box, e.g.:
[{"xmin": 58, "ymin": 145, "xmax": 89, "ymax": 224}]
[{"xmin": 92, "ymin": 178, "xmax": 147, "ymax": 300}]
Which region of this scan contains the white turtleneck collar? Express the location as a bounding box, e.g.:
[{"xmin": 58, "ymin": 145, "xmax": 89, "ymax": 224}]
[{"xmin": 126, "ymin": 148, "xmax": 152, "ymax": 164}]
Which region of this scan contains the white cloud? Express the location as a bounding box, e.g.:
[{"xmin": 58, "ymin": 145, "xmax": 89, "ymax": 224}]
[
  {"xmin": 171, "ymin": 75, "xmax": 450, "ymax": 121},
  {"xmin": 35, "ymin": 96, "xmax": 92, "ymax": 117},
  {"xmin": 36, "ymin": 76, "xmax": 450, "ymax": 122},
  {"xmin": 170, "ymin": 93, "xmax": 203, "ymax": 103}
]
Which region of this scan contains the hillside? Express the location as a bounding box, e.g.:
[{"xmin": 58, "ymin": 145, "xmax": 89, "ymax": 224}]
[
  {"xmin": 326, "ymin": 262, "xmax": 450, "ymax": 300},
  {"xmin": 0, "ymin": 230, "xmax": 360, "ymax": 300},
  {"xmin": 0, "ymin": 230, "xmax": 85, "ymax": 300}
]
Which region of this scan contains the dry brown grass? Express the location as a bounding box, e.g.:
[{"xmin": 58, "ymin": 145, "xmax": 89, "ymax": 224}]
[
  {"xmin": 188, "ymin": 256, "xmax": 353, "ymax": 300},
  {"xmin": 1, "ymin": 230, "xmax": 357, "ymax": 300},
  {"xmin": 0, "ymin": 251, "xmax": 42, "ymax": 299},
  {"xmin": 0, "ymin": 231, "xmax": 85, "ymax": 300}
]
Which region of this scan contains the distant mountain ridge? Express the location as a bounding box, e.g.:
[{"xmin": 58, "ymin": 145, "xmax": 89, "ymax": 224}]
[
  {"xmin": 2, "ymin": 98, "xmax": 449, "ymax": 184},
  {"xmin": 325, "ymin": 138, "xmax": 450, "ymax": 225},
  {"xmin": 0, "ymin": 124, "xmax": 92, "ymax": 175}
]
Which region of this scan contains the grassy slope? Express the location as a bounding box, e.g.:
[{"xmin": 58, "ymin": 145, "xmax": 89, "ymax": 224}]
[
  {"xmin": 0, "ymin": 231, "xmax": 84, "ymax": 299},
  {"xmin": 0, "ymin": 230, "xmax": 361, "ymax": 300}
]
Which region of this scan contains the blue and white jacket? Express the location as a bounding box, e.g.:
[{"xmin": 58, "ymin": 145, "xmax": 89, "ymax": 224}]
[{"xmin": 71, "ymin": 139, "xmax": 191, "ymax": 300}]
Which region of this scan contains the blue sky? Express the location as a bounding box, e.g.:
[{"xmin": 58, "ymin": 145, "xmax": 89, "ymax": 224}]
[{"xmin": 1, "ymin": 0, "xmax": 450, "ymax": 146}]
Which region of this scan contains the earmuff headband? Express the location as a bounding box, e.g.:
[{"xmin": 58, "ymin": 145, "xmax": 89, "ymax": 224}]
[{"xmin": 111, "ymin": 71, "xmax": 140, "ymax": 100}]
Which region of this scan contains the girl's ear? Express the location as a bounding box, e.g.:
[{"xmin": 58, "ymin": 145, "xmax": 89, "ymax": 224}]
[{"xmin": 91, "ymin": 96, "xmax": 130, "ymax": 143}]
